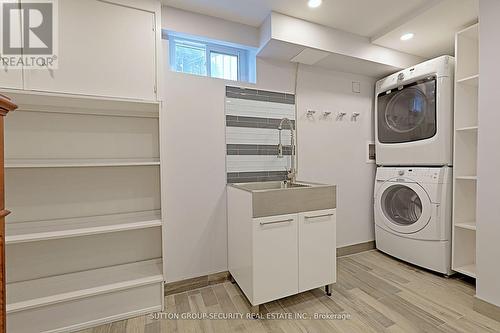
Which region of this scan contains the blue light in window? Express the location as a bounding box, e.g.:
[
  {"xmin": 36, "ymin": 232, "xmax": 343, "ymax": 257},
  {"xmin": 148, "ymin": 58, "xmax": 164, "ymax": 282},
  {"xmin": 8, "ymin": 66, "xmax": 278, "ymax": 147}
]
[
  {"xmin": 168, "ymin": 33, "xmax": 256, "ymax": 83},
  {"xmin": 410, "ymin": 96, "xmax": 424, "ymax": 113}
]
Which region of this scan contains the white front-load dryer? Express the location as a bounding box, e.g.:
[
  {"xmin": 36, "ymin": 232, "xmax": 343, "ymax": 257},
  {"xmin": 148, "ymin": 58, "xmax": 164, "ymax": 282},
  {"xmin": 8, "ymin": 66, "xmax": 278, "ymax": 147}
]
[
  {"xmin": 375, "ymin": 56, "xmax": 455, "ymax": 166},
  {"xmin": 374, "ymin": 166, "xmax": 452, "ymax": 275}
]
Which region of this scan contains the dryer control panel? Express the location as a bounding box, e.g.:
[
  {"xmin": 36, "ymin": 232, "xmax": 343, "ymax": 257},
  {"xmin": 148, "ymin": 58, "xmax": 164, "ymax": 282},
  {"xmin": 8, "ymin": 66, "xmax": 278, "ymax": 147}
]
[{"xmin": 376, "ymin": 55, "xmax": 455, "ymax": 94}]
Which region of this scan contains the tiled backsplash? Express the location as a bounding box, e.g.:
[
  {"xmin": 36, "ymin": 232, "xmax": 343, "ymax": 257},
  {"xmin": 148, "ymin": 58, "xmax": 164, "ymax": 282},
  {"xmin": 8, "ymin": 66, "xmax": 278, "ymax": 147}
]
[{"xmin": 225, "ymin": 86, "xmax": 296, "ymax": 183}]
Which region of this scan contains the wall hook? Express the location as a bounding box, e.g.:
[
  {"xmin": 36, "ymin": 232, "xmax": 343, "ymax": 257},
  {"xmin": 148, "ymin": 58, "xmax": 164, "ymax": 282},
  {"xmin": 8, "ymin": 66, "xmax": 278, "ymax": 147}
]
[
  {"xmin": 306, "ymin": 110, "xmax": 316, "ymax": 118},
  {"xmin": 336, "ymin": 112, "xmax": 347, "ymax": 120},
  {"xmin": 323, "ymin": 111, "xmax": 332, "ymax": 118},
  {"xmin": 352, "ymin": 112, "xmax": 361, "ymax": 121}
]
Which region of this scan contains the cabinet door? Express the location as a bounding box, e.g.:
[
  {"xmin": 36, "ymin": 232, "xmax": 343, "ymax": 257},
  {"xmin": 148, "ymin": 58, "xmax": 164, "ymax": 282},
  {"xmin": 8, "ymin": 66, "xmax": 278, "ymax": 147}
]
[
  {"xmin": 0, "ymin": 0, "xmax": 23, "ymax": 90},
  {"xmin": 253, "ymin": 214, "xmax": 298, "ymax": 305},
  {"xmin": 25, "ymin": 0, "xmax": 156, "ymax": 100},
  {"xmin": 298, "ymin": 209, "xmax": 336, "ymax": 292}
]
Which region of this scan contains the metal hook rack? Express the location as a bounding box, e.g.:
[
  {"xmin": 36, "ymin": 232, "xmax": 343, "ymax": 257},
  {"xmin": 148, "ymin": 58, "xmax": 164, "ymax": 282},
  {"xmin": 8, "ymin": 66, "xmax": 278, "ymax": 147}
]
[
  {"xmin": 336, "ymin": 112, "xmax": 347, "ymax": 120},
  {"xmin": 306, "ymin": 110, "xmax": 317, "ymax": 118}
]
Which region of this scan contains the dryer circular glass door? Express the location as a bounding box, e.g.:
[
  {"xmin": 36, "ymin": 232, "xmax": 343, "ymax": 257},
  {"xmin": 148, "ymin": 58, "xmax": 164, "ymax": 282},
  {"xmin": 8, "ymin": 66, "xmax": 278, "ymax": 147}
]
[
  {"xmin": 385, "ymin": 87, "xmax": 427, "ymax": 133},
  {"xmin": 376, "ymin": 181, "xmax": 432, "ymax": 234},
  {"xmin": 377, "ymin": 77, "xmax": 437, "ymax": 144}
]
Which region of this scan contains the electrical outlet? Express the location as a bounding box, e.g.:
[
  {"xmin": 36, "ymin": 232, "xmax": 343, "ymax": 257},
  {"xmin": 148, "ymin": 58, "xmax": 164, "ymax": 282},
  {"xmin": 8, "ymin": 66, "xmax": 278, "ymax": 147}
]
[
  {"xmin": 352, "ymin": 81, "xmax": 361, "ymax": 94},
  {"xmin": 367, "ymin": 142, "xmax": 376, "ymax": 164}
]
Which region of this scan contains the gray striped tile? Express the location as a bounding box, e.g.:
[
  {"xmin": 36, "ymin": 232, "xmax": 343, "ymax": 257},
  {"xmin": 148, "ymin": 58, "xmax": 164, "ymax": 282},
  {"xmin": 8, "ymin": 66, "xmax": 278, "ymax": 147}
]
[
  {"xmin": 226, "ymin": 115, "xmax": 295, "ymax": 130},
  {"xmin": 227, "ymin": 171, "xmax": 288, "ymax": 183},
  {"xmin": 227, "ymin": 144, "xmax": 292, "ymax": 156},
  {"xmin": 226, "ymin": 86, "xmax": 295, "ymax": 105}
]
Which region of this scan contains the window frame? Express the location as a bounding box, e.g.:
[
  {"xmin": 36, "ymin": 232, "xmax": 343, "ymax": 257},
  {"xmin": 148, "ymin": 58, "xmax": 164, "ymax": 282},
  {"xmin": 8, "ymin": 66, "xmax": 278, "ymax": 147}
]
[{"xmin": 169, "ymin": 36, "xmax": 249, "ymax": 82}]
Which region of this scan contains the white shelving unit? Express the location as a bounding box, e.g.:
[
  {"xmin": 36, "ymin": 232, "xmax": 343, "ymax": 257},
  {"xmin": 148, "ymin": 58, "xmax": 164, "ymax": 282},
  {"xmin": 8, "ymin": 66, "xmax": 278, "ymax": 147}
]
[
  {"xmin": 452, "ymin": 23, "xmax": 479, "ymax": 279},
  {"xmin": 3, "ymin": 90, "xmax": 164, "ymax": 332},
  {"xmin": 7, "ymin": 260, "xmax": 163, "ymax": 333},
  {"xmin": 7, "ymin": 259, "xmax": 163, "ymax": 313},
  {"xmin": 6, "ymin": 210, "xmax": 162, "ymax": 244},
  {"xmin": 5, "ymin": 158, "xmax": 161, "ymax": 169}
]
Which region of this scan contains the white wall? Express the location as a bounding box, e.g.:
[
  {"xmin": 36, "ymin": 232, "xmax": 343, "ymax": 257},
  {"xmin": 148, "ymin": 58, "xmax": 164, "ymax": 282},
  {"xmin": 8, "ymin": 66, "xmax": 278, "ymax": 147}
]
[
  {"xmin": 161, "ymin": 39, "xmax": 296, "ymax": 282},
  {"xmin": 162, "ymin": 8, "xmax": 376, "ymax": 282},
  {"xmin": 162, "ymin": 6, "xmax": 259, "ymax": 48},
  {"xmin": 476, "ymin": 0, "xmax": 500, "ymax": 308},
  {"xmin": 296, "ymin": 65, "xmax": 376, "ymax": 247}
]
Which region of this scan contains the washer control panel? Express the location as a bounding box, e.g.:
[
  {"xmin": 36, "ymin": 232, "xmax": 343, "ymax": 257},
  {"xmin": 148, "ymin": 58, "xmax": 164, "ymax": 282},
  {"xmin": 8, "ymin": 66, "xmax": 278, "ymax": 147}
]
[{"xmin": 376, "ymin": 167, "xmax": 447, "ymax": 183}]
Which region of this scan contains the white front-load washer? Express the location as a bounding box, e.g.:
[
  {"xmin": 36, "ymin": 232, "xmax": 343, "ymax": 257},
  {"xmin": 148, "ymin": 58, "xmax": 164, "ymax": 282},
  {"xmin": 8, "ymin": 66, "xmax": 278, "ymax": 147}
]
[
  {"xmin": 374, "ymin": 166, "xmax": 452, "ymax": 275},
  {"xmin": 375, "ymin": 56, "xmax": 454, "ymax": 166}
]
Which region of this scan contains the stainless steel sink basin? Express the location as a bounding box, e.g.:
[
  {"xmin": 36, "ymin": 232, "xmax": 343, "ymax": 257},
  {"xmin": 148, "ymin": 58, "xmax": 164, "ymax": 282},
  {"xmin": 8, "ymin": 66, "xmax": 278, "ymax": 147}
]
[{"xmin": 229, "ymin": 181, "xmax": 336, "ymax": 218}]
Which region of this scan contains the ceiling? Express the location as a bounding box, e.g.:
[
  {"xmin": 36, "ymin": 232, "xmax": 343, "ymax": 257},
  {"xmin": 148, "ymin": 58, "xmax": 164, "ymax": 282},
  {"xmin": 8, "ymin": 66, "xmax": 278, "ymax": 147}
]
[
  {"xmin": 372, "ymin": 0, "xmax": 478, "ymax": 58},
  {"xmin": 162, "ymin": 0, "xmax": 478, "ymax": 58},
  {"xmin": 162, "ymin": 0, "xmax": 432, "ymax": 37}
]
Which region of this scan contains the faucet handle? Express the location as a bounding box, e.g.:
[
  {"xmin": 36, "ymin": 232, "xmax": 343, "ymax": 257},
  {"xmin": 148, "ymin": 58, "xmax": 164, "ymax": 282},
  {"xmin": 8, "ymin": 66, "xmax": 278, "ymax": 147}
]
[{"xmin": 284, "ymin": 167, "xmax": 295, "ymax": 182}]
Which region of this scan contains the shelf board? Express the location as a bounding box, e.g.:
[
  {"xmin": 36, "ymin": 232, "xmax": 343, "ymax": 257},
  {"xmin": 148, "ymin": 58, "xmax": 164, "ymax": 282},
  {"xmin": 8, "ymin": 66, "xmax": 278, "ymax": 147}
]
[
  {"xmin": 6, "ymin": 259, "xmax": 163, "ymax": 313},
  {"xmin": 6, "ymin": 210, "xmax": 161, "ymax": 244},
  {"xmin": 0, "ymin": 89, "xmax": 160, "ymax": 118},
  {"xmin": 457, "ymin": 74, "xmax": 479, "ymax": 86},
  {"xmin": 457, "ymin": 23, "xmax": 479, "ymax": 40},
  {"xmin": 456, "ymin": 126, "xmax": 478, "ymax": 132},
  {"xmin": 456, "ymin": 176, "xmax": 477, "ymax": 181},
  {"xmin": 5, "ymin": 158, "xmax": 160, "ymax": 169},
  {"xmin": 454, "ymin": 264, "xmax": 477, "ymax": 278},
  {"xmin": 455, "ymin": 221, "xmax": 477, "ymax": 231}
]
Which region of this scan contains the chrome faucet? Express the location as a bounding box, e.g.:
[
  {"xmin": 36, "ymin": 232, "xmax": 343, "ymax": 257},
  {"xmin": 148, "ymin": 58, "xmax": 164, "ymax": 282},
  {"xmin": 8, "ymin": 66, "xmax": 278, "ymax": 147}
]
[{"xmin": 277, "ymin": 118, "xmax": 296, "ymax": 183}]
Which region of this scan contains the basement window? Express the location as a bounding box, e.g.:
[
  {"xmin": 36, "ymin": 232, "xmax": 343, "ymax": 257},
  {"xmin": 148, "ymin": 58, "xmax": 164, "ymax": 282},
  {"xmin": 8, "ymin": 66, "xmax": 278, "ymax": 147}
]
[{"xmin": 169, "ymin": 34, "xmax": 255, "ymax": 83}]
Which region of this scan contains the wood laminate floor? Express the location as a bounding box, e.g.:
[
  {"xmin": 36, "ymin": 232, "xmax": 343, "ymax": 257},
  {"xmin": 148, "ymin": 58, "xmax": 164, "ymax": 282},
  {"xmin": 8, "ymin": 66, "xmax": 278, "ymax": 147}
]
[{"xmin": 78, "ymin": 250, "xmax": 500, "ymax": 333}]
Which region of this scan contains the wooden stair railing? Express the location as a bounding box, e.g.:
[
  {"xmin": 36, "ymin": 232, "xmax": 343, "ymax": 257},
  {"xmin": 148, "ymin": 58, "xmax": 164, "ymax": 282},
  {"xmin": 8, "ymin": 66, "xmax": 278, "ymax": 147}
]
[{"xmin": 0, "ymin": 94, "xmax": 16, "ymax": 333}]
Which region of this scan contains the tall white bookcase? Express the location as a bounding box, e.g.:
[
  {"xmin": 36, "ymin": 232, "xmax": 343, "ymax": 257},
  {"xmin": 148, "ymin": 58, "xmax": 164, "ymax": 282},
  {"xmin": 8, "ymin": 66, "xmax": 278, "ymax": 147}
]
[
  {"xmin": 452, "ymin": 23, "xmax": 479, "ymax": 278},
  {"xmin": 2, "ymin": 90, "xmax": 164, "ymax": 332}
]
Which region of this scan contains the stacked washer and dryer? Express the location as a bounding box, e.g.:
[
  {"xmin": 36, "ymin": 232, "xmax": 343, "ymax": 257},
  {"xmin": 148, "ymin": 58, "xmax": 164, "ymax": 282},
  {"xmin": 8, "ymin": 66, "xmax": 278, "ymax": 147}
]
[{"xmin": 374, "ymin": 56, "xmax": 455, "ymax": 275}]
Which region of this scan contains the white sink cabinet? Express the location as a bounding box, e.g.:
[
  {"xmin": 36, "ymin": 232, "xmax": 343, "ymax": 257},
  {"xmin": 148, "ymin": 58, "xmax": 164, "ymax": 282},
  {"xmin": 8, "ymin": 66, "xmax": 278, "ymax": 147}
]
[{"xmin": 227, "ymin": 184, "xmax": 336, "ymax": 310}]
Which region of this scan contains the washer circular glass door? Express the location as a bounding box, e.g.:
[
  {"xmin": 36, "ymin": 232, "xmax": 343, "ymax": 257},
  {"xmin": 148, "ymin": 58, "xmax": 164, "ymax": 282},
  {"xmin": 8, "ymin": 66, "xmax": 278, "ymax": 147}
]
[
  {"xmin": 385, "ymin": 87, "xmax": 428, "ymax": 133},
  {"xmin": 376, "ymin": 181, "xmax": 432, "ymax": 234}
]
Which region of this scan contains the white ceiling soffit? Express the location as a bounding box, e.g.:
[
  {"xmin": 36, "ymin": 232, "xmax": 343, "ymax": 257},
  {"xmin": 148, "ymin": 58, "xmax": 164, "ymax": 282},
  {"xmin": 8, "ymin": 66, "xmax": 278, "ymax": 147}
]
[
  {"xmin": 372, "ymin": 0, "xmax": 479, "ymax": 58},
  {"xmin": 161, "ymin": 0, "xmax": 432, "ymax": 38},
  {"xmin": 291, "ymin": 48, "xmax": 330, "ymax": 65},
  {"xmin": 258, "ymin": 39, "xmax": 402, "ymax": 78},
  {"xmin": 258, "ymin": 12, "xmax": 423, "ymax": 78},
  {"xmin": 314, "ymin": 52, "xmax": 401, "ymax": 78}
]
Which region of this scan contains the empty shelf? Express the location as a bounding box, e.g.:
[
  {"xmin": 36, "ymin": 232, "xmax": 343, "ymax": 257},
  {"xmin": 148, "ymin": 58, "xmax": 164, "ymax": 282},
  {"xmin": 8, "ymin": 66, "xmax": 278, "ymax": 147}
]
[
  {"xmin": 6, "ymin": 259, "xmax": 163, "ymax": 313},
  {"xmin": 1, "ymin": 90, "xmax": 160, "ymax": 118},
  {"xmin": 6, "ymin": 210, "xmax": 161, "ymax": 244},
  {"xmin": 457, "ymin": 74, "xmax": 479, "ymax": 86},
  {"xmin": 454, "ymin": 264, "xmax": 476, "ymax": 278},
  {"xmin": 456, "ymin": 126, "xmax": 478, "ymax": 132},
  {"xmin": 5, "ymin": 158, "xmax": 160, "ymax": 168},
  {"xmin": 458, "ymin": 23, "xmax": 479, "ymax": 40},
  {"xmin": 456, "ymin": 176, "xmax": 477, "ymax": 181},
  {"xmin": 455, "ymin": 221, "xmax": 477, "ymax": 231}
]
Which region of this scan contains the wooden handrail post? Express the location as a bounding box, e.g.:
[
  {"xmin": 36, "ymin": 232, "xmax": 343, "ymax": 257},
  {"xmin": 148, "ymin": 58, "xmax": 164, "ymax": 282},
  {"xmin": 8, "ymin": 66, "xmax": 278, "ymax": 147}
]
[{"xmin": 0, "ymin": 94, "xmax": 17, "ymax": 333}]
